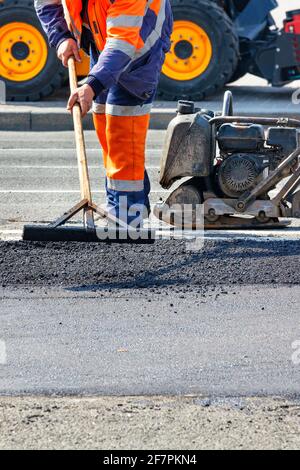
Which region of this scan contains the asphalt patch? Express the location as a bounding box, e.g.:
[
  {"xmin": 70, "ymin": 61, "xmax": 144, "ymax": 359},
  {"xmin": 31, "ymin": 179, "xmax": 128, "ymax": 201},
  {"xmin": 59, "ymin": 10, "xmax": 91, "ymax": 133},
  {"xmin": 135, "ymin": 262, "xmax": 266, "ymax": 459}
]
[{"xmin": 0, "ymin": 239, "xmax": 299, "ymax": 290}]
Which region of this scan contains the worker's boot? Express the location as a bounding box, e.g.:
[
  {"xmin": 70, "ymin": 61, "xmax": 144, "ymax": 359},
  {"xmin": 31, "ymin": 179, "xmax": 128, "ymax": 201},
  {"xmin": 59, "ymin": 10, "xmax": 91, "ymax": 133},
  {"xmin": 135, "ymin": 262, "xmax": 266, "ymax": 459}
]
[{"xmin": 105, "ymin": 170, "xmax": 150, "ymax": 228}]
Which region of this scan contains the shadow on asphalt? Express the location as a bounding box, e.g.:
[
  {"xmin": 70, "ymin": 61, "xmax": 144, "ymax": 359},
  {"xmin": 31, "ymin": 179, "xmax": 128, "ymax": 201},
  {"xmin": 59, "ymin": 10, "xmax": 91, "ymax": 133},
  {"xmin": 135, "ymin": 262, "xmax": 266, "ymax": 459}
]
[{"xmin": 65, "ymin": 239, "xmax": 300, "ymax": 293}]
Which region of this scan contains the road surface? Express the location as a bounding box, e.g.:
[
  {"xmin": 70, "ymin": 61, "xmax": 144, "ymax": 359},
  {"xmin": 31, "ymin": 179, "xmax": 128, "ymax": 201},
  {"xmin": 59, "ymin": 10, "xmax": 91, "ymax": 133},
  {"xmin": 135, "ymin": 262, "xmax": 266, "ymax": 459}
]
[
  {"xmin": 0, "ymin": 284, "xmax": 300, "ymax": 396},
  {"xmin": 0, "ymin": 129, "xmax": 299, "ymax": 449},
  {"xmin": 0, "ymin": 130, "xmax": 299, "ymax": 238}
]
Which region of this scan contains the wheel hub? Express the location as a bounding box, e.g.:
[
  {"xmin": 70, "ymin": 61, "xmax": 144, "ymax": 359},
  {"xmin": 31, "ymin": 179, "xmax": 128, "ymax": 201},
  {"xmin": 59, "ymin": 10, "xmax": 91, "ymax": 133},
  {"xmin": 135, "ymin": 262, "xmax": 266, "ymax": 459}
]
[
  {"xmin": 174, "ymin": 40, "xmax": 193, "ymax": 60},
  {"xmin": 11, "ymin": 41, "xmax": 30, "ymax": 61},
  {"xmin": 0, "ymin": 22, "xmax": 48, "ymax": 81},
  {"xmin": 162, "ymin": 20, "xmax": 213, "ymax": 81}
]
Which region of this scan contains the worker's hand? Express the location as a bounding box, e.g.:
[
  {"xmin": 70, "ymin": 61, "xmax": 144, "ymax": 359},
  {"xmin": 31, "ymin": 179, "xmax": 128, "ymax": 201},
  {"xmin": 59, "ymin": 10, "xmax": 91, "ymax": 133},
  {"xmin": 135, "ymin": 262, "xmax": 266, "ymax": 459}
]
[
  {"xmin": 67, "ymin": 84, "xmax": 95, "ymax": 117},
  {"xmin": 57, "ymin": 38, "xmax": 81, "ymax": 67}
]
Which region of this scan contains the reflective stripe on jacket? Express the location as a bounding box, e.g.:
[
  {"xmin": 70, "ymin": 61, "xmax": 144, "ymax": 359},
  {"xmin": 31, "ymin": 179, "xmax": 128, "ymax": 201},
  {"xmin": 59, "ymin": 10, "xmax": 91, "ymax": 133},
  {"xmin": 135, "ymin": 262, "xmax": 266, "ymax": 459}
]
[{"xmin": 34, "ymin": 0, "xmax": 173, "ymax": 98}]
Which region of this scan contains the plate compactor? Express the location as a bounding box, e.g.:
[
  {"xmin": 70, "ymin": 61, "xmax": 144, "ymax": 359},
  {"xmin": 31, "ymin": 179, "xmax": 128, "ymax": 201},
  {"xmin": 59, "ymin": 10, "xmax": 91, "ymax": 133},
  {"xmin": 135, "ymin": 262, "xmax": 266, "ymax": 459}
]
[{"xmin": 154, "ymin": 91, "xmax": 300, "ymax": 230}]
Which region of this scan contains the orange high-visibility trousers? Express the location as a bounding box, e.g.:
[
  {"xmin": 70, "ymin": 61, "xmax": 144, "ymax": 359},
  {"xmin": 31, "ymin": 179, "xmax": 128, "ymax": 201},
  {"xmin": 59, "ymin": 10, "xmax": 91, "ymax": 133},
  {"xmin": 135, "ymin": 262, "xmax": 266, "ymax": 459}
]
[{"xmin": 93, "ymin": 83, "xmax": 153, "ymax": 225}]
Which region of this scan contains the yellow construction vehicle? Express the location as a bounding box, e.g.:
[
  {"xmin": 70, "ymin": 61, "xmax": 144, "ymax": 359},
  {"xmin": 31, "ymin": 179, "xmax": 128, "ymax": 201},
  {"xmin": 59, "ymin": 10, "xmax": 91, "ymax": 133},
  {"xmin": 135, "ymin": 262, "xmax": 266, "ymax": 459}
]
[
  {"xmin": 1, "ymin": 0, "xmax": 298, "ymax": 102},
  {"xmin": 0, "ymin": 0, "xmax": 238, "ymax": 101},
  {"xmin": 0, "ymin": 0, "xmax": 86, "ymax": 100}
]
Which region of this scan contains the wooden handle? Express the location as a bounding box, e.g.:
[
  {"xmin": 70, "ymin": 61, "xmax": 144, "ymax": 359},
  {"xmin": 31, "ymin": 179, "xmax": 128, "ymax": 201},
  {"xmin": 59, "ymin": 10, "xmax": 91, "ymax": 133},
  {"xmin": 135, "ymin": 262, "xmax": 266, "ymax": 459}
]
[
  {"xmin": 68, "ymin": 56, "xmax": 92, "ymax": 204},
  {"xmin": 68, "ymin": 56, "xmax": 78, "ymax": 94}
]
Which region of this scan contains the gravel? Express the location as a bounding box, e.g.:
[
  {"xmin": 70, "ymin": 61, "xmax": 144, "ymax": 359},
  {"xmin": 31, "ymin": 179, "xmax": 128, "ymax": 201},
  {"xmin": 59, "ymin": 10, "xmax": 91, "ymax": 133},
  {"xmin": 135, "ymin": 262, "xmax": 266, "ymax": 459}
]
[{"xmin": 1, "ymin": 396, "xmax": 300, "ymax": 450}]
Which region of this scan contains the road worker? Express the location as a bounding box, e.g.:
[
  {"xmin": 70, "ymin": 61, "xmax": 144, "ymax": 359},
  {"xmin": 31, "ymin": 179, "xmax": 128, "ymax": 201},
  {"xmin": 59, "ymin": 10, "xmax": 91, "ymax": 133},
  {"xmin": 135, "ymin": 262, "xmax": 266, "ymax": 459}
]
[{"xmin": 34, "ymin": 0, "xmax": 173, "ymax": 226}]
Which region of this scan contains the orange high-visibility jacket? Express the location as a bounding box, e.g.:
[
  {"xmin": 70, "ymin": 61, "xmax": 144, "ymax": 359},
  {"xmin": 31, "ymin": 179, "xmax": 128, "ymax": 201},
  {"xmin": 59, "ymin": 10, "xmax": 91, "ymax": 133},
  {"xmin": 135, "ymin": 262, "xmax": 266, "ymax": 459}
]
[{"xmin": 35, "ymin": 0, "xmax": 173, "ymax": 97}]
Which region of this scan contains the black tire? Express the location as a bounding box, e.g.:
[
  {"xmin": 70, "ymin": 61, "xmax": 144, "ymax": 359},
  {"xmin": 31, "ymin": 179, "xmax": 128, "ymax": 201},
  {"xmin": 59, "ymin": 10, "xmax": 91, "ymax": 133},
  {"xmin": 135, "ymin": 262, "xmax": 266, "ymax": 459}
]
[
  {"xmin": 0, "ymin": 0, "xmax": 67, "ymax": 101},
  {"xmin": 158, "ymin": 0, "xmax": 239, "ymax": 101}
]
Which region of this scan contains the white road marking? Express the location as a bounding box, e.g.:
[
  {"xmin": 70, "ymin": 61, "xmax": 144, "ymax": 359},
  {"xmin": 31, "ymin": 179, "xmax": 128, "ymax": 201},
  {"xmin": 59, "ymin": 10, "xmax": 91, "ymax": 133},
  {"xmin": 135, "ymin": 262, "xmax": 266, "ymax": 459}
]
[
  {"xmin": 0, "ymin": 190, "xmax": 165, "ymax": 194},
  {"xmin": 1, "ymin": 229, "xmax": 300, "ymax": 242},
  {"xmin": 204, "ymin": 233, "xmax": 300, "ymax": 241},
  {"xmin": 0, "ymin": 166, "xmax": 102, "ymax": 169},
  {"xmin": 0, "ymin": 165, "xmax": 160, "ymax": 169},
  {"xmin": 0, "ymin": 190, "xmax": 106, "ymax": 193},
  {"xmin": 0, "ymin": 148, "xmax": 162, "ymax": 154}
]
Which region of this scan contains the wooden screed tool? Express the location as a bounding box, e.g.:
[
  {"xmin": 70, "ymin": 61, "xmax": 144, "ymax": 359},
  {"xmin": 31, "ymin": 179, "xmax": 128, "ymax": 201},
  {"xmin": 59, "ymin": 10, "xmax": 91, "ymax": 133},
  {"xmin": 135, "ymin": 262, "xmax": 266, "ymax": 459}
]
[{"xmin": 23, "ymin": 57, "xmax": 154, "ymax": 243}]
